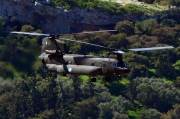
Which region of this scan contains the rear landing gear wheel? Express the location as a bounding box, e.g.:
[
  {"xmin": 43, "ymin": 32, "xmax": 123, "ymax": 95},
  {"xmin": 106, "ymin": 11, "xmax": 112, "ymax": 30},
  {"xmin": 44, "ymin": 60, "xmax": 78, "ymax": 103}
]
[
  {"xmin": 105, "ymin": 76, "xmax": 111, "ymax": 82},
  {"xmin": 91, "ymin": 77, "xmax": 96, "ymax": 82}
]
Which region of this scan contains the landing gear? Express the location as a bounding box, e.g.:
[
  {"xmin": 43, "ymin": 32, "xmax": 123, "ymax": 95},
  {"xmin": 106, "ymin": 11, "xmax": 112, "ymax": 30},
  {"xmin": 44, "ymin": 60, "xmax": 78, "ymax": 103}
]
[
  {"xmin": 91, "ymin": 77, "xmax": 96, "ymax": 82},
  {"xmin": 63, "ymin": 74, "xmax": 67, "ymax": 76},
  {"xmin": 105, "ymin": 76, "xmax": 111, "ymax": 82},
  {"xmin": 48, "ymin": 71, "xmax": 52, "ymax": 77}
]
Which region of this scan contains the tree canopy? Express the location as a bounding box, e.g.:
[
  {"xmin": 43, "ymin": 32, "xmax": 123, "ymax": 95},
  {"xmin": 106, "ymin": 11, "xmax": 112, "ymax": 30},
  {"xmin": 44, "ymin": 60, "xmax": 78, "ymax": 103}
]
[{"xmin": 0, "ymin": 1, "xmax": 180, "ymax": 118}]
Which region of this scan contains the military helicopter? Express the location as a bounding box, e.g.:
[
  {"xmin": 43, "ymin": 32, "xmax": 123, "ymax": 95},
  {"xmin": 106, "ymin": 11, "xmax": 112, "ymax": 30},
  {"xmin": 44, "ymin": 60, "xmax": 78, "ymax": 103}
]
[{"xmin": 11, "ymin": 30, "xmax": 174, "ymax": 82}]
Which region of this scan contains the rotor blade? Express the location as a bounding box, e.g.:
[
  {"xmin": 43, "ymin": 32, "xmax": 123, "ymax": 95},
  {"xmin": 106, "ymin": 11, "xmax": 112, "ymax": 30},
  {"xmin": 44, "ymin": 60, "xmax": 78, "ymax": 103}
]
[
  {"xmin": 11, "ymin": 30, "xmax": 117, "ymax": 36},
  {"xmin": 60, "ymin": 38, "xmax": 115, "ymax": 50},
  {"xmin": 11, "ymin": 31, "xmax": 49, "ymax": 36},
  {"xmin": 71, "ymin": 30, "xmax": 117, "ymax": 35},
  {"xmin": 129, "ymin": 46, "xmax": 174, "ymax": 52},
  {"xmin": 112, "ymin": 50, "xmax": 125, "ymax": 54}
]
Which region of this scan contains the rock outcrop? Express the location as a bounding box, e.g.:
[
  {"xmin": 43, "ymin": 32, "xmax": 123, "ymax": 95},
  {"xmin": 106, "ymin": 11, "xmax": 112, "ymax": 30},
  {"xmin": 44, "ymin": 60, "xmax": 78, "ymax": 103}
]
[{"xmin": 0, "ymin": 0, "xmax": 153, "ymax": 34}]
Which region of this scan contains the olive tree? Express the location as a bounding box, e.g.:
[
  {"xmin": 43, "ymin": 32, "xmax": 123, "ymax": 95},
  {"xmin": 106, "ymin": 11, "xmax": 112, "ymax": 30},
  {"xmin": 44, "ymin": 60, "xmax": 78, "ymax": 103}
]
[
  {"xmin": 139, "ymin": 108, "xmax": 162, "ymax": 119},
  {"xmin": 132, "ymin": 77, "xmax": 180, "ymax": 112},
  {"xmin": 115, "ymin": 20, "xmax": 135, "ymax": 36}
]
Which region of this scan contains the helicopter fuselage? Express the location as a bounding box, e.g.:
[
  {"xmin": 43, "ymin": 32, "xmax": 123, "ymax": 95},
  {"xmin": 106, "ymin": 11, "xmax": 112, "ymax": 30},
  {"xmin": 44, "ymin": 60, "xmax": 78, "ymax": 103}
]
[{"xmin": 39, "ymin": 53, "xmax": 130, "ymax": 76}]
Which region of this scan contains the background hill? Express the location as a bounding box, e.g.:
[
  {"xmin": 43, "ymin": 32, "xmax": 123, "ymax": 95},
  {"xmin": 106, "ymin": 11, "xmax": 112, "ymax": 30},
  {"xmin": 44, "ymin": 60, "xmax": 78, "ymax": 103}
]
[{"xmin": 0, "ymin": 0, "xmax": 180, "ymax": 119}]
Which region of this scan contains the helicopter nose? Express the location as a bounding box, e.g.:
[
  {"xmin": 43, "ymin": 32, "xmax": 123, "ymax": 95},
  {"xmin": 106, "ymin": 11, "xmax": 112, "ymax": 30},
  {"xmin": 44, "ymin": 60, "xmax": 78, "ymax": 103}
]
[{"xmin": 115, "ymin": 67, "xmax": 130, "ymax": 76}]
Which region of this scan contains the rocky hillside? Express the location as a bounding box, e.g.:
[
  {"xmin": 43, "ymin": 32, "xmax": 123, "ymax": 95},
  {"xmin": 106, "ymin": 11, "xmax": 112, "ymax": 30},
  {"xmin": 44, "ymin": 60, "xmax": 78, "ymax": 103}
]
[{"xmin": 0, "ymin": 0, "xmax": 153, "ymax": 34}]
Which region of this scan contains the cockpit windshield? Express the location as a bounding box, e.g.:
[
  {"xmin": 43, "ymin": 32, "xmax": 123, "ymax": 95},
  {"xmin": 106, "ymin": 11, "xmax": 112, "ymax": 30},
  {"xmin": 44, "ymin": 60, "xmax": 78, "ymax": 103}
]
[{"xmin": 117, "ymin": 61, "xmax": 126, "ymax": 67}]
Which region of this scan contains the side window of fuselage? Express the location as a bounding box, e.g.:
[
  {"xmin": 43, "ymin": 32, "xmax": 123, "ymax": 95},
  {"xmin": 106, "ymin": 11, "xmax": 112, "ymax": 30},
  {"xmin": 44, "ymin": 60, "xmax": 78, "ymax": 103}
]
[{"xmin": 92, "ymin": 63, "xmax": 95, "ymax": 66}]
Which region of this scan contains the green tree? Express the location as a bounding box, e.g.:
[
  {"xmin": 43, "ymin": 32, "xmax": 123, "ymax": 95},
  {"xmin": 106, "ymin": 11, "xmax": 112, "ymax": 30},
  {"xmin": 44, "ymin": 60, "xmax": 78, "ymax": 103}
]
[
  {"xmin": 138, "ymin": 0, "xmax": 155, "ymax": 4},
  {"xmin": 160, "ymin": 19, "xmax": 177, "ymax": 27},
  {"xmin": 154, "ymin": 50, "xmax": 177, "ymax": 79},
  {"xmin": 168, "ymin": 0, "xmax": 180, "ymax": 7},
  {"xmin": 98, "ymin": 102, "xmax": 113, "ymax": 119},
  {"xmin": 173, "ymin": 60, "xmax": 180, "ymax": 70},
  {"xmin": 136, "ymin": 19, "xmax": 159, "ymax": 35},
  {"xmin": 132, "ymin": 77, "xmax": 180, "ymax": 112},
  {"xmin": 72, "ymin": 75, "xmax": 83, "ymax": 102},
  {"xmin": 0, "ymin": 16, "xmax": 5, "ymax": 36},
  {"xmin": 152, "ymin": 27, "xmax": 179, "ymax": 46},
  {"xmin": 127, "ymin": 34, "xmax": 159, "ymax": 48},
  {"xmin": 115, "ymin": 20, "xmax": 135, "ymax": 36},
  {"xmin": 139, "ymin": 109, "xmax": 162, "ymax": 119},
  {"xmin": 109, "ymin": 33, "xmax": 129, "ymax": 49},
  {"xmin": 156, "ymin": 60, "xmax": 176, "ymax": 78},
  {"xmin": 0, "ymin": 93, "xmax": 14, "ymax": 119},
  {"xmin": 98, "ymin": 95, "xmax": 131, "ymax": 119},
  {"xmin": 0, "ymin": 78, "xmax": 13, "ymax": 95},
  {"xmin": 73, "ymin": 97, "xmax": 98, "ymax": 119},
  {"xmin": 124, "ymin": 53, "xmax": 150, "ymax": 79},
  {"xmin": 46, "ymin": 75, "xmax": 58, "ymax": 117},
  {"xmin": 161, "ymin": 105, "xmax": 180, "ymax": 119},
  {"xmin": 30, "ymin": 110, "xmax": 54, "ymax": 119},
  {"xmin": 156, "ymin": 9, "xmax": 180, "ymax": 24},
  {"xmin": 0, "ymin": 25, "xmax": 41, "ymax": 78},
  {"xmin": 21, "ymin": 25, "xmax": 35, "ymax": 32}
]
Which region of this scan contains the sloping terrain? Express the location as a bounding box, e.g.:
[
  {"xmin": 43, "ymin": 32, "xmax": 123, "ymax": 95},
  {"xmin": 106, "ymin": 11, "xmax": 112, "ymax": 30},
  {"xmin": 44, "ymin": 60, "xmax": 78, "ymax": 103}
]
[{"xmin": 102, "ymin": 0, "xmax": 168, "ymax": 10}]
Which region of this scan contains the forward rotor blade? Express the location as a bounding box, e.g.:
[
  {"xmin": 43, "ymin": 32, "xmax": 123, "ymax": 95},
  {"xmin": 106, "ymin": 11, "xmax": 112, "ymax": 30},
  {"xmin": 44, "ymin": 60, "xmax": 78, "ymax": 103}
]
[
  {"xmin": 111, "ymin": 50, "xmax": 125, "ymax": 54},
  {"xmin": 129, "ymin": 46, "xmax": 174, "ymax": 52},
  {"xmin": 11, "ymin": 31, "xmax": 49, "ymax": 36},
  {"xmin": 71, "ymin": 30, "xmax": 117, "ymax": 35},
  {"xmin": 60, "ymin": 38, "xmax": 114, "ymax": 50}
]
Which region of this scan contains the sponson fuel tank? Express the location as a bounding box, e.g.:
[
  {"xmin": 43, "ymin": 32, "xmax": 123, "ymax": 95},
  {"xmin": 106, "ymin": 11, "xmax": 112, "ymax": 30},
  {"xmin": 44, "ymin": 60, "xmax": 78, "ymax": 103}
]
[{"xmin": 46, "ymin": 64, "xmax": 102, "ymax": 75}]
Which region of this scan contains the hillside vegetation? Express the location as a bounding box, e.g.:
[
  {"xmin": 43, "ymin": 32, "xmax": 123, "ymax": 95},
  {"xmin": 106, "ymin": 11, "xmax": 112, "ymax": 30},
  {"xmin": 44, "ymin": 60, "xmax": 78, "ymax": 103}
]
[
  {"xmin": 50, "ymin": 0, "xmax": 158, "ymax": 14},
  {"xmin": 0, "ymin": 0, "xmax": 180, "ymax": 119}
]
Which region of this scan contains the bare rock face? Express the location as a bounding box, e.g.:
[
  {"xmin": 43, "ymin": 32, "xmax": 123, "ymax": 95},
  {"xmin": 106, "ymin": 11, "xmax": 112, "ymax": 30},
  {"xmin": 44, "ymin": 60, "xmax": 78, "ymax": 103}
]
[
  {"xmin": 71, "ymin": 8, "xmax": 115, "ymax": 25},
  {"xmin": 0, "ymin": 0, "xmax": 152, "ymax": 34},
  {"xmin": 0, "ymin": 0, "xmax": 71, "ymax": 34}
]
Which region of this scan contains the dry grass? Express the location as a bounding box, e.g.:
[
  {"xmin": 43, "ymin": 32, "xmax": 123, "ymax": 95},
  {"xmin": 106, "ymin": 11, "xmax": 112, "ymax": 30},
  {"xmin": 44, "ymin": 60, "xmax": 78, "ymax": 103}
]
[{"xmin": 101, "ymin": 0, "xmax": 168, "ymax": 10}]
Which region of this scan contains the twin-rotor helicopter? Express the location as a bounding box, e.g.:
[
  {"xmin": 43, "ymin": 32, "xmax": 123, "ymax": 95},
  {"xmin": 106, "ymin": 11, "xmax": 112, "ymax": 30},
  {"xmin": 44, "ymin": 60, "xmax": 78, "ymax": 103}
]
[{"xmin": 11, "ymin": 30, "xmax": 174, "ymax": 82}]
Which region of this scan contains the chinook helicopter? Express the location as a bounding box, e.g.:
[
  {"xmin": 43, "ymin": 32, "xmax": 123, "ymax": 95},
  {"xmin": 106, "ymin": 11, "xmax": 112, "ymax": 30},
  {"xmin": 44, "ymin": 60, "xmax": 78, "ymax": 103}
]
[{"xmin": 11, "ymin": 30, "xmax": 174, "ymax": 82}]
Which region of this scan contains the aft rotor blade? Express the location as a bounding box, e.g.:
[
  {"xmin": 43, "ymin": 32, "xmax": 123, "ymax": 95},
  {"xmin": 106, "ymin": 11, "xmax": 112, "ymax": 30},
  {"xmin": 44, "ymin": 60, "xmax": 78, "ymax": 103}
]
[
  {"xmin": 60, "ymin": 38, "xmax": 114, "ymax": 50},
  {"xmin": 11, "ymin": 30, "xmax": 117, "ymax": 36},
  {"xmin": 129, "ymin": 46, "xmax": 174, "ymax": 52},
  {"xmin": 11, "ymin": 31, "xmax": 49, "ymax": 36},
  {"xmin": 71, "ymin": 30, "xmax": 117, "ymax": 35}
]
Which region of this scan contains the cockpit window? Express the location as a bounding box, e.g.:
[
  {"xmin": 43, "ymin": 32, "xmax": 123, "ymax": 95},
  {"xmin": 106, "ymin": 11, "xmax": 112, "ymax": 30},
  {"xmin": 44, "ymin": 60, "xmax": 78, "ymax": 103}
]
[
  {"xmin": 113, "ymin": 63, "xmax": 116, "ymax": 67},
  {"xmin": 117, "ymin": 61, "xmax": 126, "ymax": 67}
]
